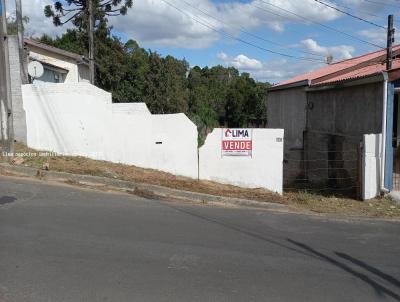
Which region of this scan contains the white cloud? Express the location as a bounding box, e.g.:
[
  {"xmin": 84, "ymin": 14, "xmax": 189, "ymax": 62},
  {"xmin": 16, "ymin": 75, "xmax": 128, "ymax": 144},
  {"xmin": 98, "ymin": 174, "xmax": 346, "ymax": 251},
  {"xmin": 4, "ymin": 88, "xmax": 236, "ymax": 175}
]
[
  {"xmin": 217, "ymin": 39, "xmax": 356, "ymax": 82},
  {"xmin": 359, "ymin": 28, "xmax": 399, "ymax": 47},
  {"xmin": 301, "ymin": 38, "xmax": 355, "ymax": 60},
  {"xmin": 250, "ymin": 59, "xmax": 322, "ymax": 83},
  {"xmin": 6, "ymin": 0, "xmax": 71, "ymax": 37},
  {"xmin": 217, "ymin": 52, "xmax": 320, "ymax": 83},
  {"xmin": 110, "ymin": 0, "xmax": 342, "ymax": 48},
  {"xmin": 217, "ymin": 52, "xmax": 263, "ymax": 70},
  {"xmin": 342, "ymin": 0, "xmax": 388, "ymax": 13},
  {"xmin": 5, "ymin": 0, "xmax": 344, "ymax": 49}
]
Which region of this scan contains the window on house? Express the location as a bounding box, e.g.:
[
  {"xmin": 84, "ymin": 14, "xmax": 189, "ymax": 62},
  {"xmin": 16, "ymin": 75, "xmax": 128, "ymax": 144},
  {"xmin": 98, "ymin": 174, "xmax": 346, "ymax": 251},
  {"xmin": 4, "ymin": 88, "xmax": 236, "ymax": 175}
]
[{"xmin": 30, "ymin": 61, "xmax": 68, "ymax": 84}]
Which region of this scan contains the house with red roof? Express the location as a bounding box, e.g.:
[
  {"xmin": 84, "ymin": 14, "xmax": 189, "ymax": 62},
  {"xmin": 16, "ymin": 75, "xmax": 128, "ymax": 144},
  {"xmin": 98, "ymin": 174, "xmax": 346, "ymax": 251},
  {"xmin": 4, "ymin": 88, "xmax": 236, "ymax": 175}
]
[{"xmin": 267, "ymin": 46, "xmax": 400, "ymax": 198}]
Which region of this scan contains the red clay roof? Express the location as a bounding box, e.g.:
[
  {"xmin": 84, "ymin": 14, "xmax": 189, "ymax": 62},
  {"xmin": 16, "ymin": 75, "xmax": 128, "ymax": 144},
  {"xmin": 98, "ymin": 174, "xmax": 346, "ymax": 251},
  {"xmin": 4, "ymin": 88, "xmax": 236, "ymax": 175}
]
[
  {"xmin": 273, "ymin": 45, "xmax": 400, "ymax": 88},
  {"xmin": 315, "ymin": 59, "xmax": 400, "ymax": 86}
]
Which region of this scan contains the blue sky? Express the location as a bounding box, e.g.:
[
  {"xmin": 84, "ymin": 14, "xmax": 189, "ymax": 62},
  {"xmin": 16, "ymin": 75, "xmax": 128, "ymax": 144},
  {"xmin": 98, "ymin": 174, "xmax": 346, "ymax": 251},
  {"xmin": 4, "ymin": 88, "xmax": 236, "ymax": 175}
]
[{"xmin": 7, "ymin": 0, "xmax": 400, "ymax": 83}]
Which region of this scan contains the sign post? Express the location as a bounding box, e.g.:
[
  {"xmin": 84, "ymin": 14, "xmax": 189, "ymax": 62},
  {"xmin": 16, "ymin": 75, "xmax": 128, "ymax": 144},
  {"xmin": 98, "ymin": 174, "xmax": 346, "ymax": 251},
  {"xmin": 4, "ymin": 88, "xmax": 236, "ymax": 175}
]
[{"xmin": 221, "ymin": 128, "xmax": 253, "ymax": 157}]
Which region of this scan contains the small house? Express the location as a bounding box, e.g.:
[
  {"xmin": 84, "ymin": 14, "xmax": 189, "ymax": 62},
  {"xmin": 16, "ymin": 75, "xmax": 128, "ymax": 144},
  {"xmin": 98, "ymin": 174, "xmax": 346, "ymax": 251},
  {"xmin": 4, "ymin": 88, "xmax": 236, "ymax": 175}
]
[
  {"xmin": 267, "ymin": 46, "xmax": 400, "ymax": 198},
  {"xmin": 7, "ymin": 36, "xmax": 90, "ymax": 143},
  {"xmin": 25, "ymin": 38, "xmax": 90, "ymax": 84}
]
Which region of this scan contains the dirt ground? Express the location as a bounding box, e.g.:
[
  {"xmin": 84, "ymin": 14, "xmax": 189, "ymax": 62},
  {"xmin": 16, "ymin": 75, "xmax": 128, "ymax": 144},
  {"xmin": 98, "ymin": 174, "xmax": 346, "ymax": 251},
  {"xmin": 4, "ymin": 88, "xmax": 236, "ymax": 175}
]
[{"xmin": 2, "ymin": 143, "xmax": 400, "ymax": 219}]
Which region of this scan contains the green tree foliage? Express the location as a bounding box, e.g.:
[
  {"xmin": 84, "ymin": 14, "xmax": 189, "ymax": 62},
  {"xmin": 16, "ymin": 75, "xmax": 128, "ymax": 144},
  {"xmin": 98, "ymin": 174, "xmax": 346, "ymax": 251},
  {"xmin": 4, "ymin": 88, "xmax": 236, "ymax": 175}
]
[
  {"xmin": 144, "ymin": 53, "xmax": 189, "ymax": 114},
  {"xmin": 44, "ymin": 0, "xmax": 133, "ymax": 82},
  {"xmin": 44, "ymin": 0, "xmax": 133, "ymax": 29},
  {"xmin": 39, "ymin": 30, "xmax": 270, "ymax": 145}
]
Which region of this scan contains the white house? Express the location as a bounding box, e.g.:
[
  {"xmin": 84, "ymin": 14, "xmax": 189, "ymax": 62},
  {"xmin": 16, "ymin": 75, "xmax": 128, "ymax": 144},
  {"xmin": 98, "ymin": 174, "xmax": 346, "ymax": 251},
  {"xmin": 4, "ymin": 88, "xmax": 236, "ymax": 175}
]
[
  {"xmin": 25, "ymin": 38, "xmax": 90, "ymax": 84},
  {"xmin": 8, "ymin": 36, "xmax": 91, "ymax": 143}
]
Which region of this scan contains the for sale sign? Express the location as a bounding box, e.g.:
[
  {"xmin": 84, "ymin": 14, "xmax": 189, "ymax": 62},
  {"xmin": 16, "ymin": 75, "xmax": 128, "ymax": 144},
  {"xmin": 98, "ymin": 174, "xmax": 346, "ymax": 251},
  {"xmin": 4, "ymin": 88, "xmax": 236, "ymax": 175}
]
[{"xmin": 221, "ymin": 128, "xmax": 253, "ymax": 157}]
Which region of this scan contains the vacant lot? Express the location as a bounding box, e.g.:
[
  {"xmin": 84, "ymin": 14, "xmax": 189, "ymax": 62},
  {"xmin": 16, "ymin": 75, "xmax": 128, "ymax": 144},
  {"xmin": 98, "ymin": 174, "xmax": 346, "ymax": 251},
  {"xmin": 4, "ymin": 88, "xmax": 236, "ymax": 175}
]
[{"xmin": 1, "ymin": 143, "xmax": 400, "ymax": 219}]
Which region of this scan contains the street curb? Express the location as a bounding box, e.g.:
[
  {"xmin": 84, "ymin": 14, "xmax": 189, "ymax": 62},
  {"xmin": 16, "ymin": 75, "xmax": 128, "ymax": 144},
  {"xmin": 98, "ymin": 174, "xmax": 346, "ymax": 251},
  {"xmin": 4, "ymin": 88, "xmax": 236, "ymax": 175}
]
[{"xmin": 0, "ymin": 163, "xmax": 286, "ymax": 211}]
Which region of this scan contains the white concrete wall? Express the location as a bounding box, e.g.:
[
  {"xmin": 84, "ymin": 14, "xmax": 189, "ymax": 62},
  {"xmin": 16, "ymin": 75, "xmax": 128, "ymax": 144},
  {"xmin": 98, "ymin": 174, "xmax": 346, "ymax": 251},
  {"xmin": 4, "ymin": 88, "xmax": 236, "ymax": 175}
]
[
  {"xmin": 199, "ymin": 128, "xmax": 284, "ymax": 193},
  {"xmin": 112, "ymin": 103, "xmax": 151, "ymax": 115},
  {"xmin": 362, "ymin": 134, "xmax": 382, "ymax": 200},
  {"xmin": 22, "ymin": 83, "xmax": 198, "ymax": 179},
  {"xmin": 22, "ymin": 83, "xmax": 285, "ymax": 191}
]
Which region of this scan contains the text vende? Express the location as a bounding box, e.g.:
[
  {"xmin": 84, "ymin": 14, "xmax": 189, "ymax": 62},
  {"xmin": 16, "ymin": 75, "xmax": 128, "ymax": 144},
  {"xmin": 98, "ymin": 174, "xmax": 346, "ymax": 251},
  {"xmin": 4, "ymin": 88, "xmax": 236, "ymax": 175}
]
[{"xmin": 222, "ymin": 141, "xmax": 252, "ymax": 150}]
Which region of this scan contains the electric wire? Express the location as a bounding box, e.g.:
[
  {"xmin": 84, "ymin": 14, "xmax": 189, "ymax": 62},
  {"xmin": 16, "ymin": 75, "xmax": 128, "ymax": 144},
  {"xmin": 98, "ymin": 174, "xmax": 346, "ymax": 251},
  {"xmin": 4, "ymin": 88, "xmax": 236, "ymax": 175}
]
[
  {"xmin": 312, "ymin": 0, "xmax": 386, "ymax": 29},
  {"xmin": 317, "ymin": 1, "xmax": 386, "ymax": 19},
  {"xmin": 364, "ymin": 0, "xmax": 400, "ymax": 9},
  {"xmin": 254, "ymin": 0, "xmax": 385, "ymax": 49},
  {"xmin": 175, "ymin": 0, "xmax": 325, "ymax": 58},
  {"xmin": 159, "ymin": 0, "xmax": 327, "ymax": 62}
]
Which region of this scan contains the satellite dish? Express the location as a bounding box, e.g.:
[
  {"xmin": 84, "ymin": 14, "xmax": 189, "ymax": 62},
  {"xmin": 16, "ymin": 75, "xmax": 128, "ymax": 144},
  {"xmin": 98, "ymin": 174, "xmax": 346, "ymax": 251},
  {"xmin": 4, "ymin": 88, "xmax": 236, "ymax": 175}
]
[{"xmin": 28, "ymin": 61, "xmax": 44, "ymax": 78}]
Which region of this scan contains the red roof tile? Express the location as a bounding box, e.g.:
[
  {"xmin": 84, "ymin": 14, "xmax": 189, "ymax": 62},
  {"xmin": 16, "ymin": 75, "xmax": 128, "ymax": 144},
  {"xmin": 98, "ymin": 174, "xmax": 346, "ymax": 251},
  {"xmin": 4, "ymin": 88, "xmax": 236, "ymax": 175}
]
[
  {"xmin": 273, "ymin": 45, "xmax": 400, "ymax": 88},
  {"xmin": 315, "ymin": 60, "xmax": 400, "ymax": 86}
]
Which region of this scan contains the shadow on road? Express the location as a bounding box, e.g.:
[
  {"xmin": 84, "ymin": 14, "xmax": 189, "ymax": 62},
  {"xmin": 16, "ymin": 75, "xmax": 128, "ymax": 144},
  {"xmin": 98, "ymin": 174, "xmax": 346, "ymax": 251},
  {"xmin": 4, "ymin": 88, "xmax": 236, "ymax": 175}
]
[
  {"xmin": 160, "ymin": 201, "xmax": 400, "ymax": 301},
  {"xmin": 161, "ymin": 202, "xmax": 321, "ymax": 259},
  {"xmin": 288, "ymin": 239, "xmax": 400, "ymax": 301},
  {"xmin": 336, "ymin": 252, "xmax": 400, "ymax": 289}
]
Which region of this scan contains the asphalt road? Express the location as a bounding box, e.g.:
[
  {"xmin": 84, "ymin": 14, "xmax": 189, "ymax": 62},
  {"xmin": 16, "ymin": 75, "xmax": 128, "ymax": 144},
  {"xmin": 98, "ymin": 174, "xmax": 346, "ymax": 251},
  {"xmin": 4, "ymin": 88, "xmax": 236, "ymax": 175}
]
[{"xmin": 0, "ymin": 176, "xmax": 400, "ymax": 302}]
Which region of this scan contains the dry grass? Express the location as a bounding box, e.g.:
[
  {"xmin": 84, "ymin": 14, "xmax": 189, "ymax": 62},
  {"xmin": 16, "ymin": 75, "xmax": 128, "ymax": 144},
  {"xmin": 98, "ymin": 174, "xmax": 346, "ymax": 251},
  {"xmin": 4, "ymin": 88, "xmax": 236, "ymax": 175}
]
[
  {"xmin": 2, "ymin": 143, "xmax": 400, "ymax": 219},
  {"xmin": 286, "ymin": 191, "xmax": 400, "ymax": 218},
  {"xmin": 0, "ymin": 143, "xmax": 284, "ymax": 203}
]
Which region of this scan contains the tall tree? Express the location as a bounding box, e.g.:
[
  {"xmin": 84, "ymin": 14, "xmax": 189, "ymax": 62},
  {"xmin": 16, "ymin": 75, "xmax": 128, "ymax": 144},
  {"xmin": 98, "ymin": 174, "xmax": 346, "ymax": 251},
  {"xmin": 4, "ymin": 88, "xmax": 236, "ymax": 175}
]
[{"xmin": 44, "ymin": 0, "xmax": 133, "ymax": 84}]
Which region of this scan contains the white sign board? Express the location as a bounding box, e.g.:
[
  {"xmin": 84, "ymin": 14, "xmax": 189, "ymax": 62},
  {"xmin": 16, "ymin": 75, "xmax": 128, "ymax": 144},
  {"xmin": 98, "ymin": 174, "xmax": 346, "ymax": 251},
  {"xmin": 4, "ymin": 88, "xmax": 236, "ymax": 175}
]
[{"xmin": 221, "ymin": 128, "xmax": 253, "ymax": 157}]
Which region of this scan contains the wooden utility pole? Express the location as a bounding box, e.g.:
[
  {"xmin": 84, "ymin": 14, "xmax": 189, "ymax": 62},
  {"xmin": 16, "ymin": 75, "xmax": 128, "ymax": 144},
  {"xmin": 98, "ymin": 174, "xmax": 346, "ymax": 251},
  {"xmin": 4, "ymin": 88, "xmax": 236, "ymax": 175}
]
[
  {"xmin": 88, "ymin": 0, "xmax": 95, "ymax": 84},
  {"xmin": 0, "ymin": 0, "xmax": 14, "ymax": 153},
  {"xmin": 15, "ymin": 0, "xmax": 28, "ymax": 84},
  {"xmin": 387, "ymin": 14, "xmax": 394, "ymax": 70}
]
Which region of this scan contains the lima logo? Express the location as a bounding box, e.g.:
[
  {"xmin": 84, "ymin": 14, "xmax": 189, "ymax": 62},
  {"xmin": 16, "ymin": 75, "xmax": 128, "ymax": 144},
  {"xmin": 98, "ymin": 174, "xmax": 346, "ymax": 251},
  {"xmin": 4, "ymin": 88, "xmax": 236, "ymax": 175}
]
[{"xmin": 225, "ymin": 129, "xmax": 249, "ymax": 138}]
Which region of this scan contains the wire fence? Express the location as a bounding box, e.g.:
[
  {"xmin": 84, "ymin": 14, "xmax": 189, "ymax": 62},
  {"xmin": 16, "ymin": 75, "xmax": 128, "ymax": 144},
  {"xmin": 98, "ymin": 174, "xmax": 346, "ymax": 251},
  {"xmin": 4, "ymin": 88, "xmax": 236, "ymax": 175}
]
[
  {"xmin": 393, "ymin": 147, "xmax": 400, "ymax": 191},
  {"xmin": 283, "ymin": 137, "xmax": 362, "ymax": 198}
]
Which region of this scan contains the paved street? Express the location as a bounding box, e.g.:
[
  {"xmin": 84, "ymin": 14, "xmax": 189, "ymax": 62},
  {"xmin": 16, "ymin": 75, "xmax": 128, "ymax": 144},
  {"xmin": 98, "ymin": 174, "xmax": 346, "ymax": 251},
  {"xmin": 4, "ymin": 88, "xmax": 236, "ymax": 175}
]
[{"xmin": 0, "ymin": 176, "xmax": 399, "ymax": 302}]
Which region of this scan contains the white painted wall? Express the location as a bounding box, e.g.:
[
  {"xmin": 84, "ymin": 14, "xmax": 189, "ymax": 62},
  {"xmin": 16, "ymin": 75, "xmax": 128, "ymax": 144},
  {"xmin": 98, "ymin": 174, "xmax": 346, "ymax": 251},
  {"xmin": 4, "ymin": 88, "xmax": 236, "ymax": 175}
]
[
  {"xmin": 28, "ymin": 45, "xmax": 90, "ymax": 83},
  {"xmin": 112, "ymin": 103, "xmax": 151, "ymax": 115},
  {"xmin": 362, "ymin": 134, "xmax": 382, "ymax": 200},
  {"xmin": 22, "ymin": 83, "xmax": 198, "ymax": 179},
  {"xmin": 22, "ymin": 83, "xmax": 285, "ymax": 191},
  {"xmin": 199, "ymin": 128, "xmax": 284, "ymax": 193}
]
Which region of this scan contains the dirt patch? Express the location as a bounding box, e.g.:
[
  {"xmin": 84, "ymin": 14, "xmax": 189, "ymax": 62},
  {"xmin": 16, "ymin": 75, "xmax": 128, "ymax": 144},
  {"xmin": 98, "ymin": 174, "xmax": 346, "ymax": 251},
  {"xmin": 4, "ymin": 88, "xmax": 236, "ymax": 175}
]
[{"xmin": 127, "ymin": 188, "xmax": 162, "ymax": 200}]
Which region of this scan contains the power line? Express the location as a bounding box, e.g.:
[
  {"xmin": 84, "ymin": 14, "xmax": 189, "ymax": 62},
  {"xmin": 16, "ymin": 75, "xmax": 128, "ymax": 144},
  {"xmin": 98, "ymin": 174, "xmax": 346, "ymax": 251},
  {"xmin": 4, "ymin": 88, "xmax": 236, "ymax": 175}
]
[
  {"xmin": 364, "ymin": 0, "xmax": 400, "ymax": 9},
  {"xmin": 159, "ymin": 0, "xmax": 326, "ymax": 63},
  {"xmin": 175, "ymin": 0, "xmax": 325, "ymax": 58},
  {"xmin": 245, "ymin": 2, "xmax": 316, "ymax": 38},
  {"xmin": 312, "ymin": 0, "xmax": 386, "ymax": 29},
  {"xmin": 321, "ymin": 1, "xmax": 386, "ymax": 20},
  {"xmin": 255, "ymin": 0, "xmax": 385, "ymax": 49}
]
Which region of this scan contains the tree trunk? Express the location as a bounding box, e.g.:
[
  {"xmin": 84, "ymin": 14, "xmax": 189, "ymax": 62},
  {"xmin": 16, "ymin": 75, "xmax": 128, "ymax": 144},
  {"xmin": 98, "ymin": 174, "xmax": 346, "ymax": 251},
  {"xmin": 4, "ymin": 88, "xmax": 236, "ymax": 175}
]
[{"xmin": 88, "ymin": 0, "xmax": 95, "ymax": 84}]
